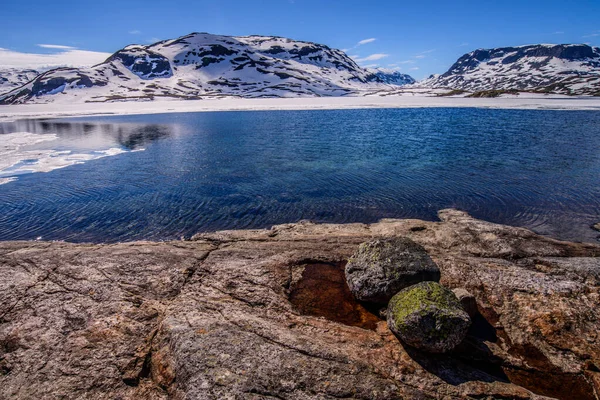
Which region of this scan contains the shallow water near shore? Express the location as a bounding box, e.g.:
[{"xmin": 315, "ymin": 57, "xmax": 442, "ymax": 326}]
[{"xmin": 0, "ymin": 107, "xmax": 599, "ymax": 243}]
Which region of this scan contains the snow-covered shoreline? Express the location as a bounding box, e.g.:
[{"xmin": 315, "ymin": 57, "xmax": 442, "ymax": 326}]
[{"xmin": 1, "ymin": 95, "xmax": 600, "ymax": 122}]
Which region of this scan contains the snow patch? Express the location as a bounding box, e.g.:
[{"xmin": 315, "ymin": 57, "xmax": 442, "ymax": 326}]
[{"xmin": 0, "ymin": 131, "xmax": 138, "ymax": 184}]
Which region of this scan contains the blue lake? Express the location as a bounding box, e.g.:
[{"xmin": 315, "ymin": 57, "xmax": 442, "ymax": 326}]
[{"xmin": 1, "ymin": 108, "xmax": 599, "ymax": 243}]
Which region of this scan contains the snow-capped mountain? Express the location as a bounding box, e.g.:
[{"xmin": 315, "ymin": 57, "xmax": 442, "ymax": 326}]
[
  {"xmin": 366, "ymin": 68, "xmax": 415, "ymax": 85},
  {"xmin": 422, "ymin": 44, "xmax": 600, "ymax": 95},
  {"xmin": 0, "ymin": 68, "xmax": 40, "ymax": 94},
  {"xmin": 0, "ymin": 33, "xmax": 414, "ymax": 104}
]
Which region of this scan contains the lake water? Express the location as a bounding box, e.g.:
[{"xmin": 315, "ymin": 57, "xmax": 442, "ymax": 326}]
[{"xmin": 0, "ymin": 108, "xmax": 599, "ymax": 243}]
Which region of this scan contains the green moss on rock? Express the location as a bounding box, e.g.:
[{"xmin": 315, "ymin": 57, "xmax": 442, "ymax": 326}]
[{"xmin": 387, "ymin": 281, "xmax": 471, "ymax": 353}]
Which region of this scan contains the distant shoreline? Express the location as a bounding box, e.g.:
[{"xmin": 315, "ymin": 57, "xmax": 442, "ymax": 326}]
[{"xmin": 1, "ymin": 94, "xmax": 600, "ymax": 121}]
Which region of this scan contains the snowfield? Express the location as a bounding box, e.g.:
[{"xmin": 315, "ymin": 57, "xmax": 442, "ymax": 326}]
[{"xmin": 1, "ymin": 94, "xmax": 600, "ymax": 122}]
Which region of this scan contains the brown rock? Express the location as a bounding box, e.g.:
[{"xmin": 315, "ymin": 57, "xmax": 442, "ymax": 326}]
[
  {"xmin": 452, "ymin": 288, "xmax": 479, "ymax": 318},
  {"xmin": 0, "ymin": 209, "xmax": 598, "ymax": 399}
]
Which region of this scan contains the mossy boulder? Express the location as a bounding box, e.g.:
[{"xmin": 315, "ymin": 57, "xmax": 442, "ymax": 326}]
[
  {"xmin": 345, "ymin": 237, "xmax": 440, "ymax": 304},
  {"xmin": 387, "ymin": 281, "xmax": 471, "ymax": 353}
]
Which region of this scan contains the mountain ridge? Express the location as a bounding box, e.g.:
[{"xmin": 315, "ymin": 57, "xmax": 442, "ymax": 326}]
[
  {"xmin": 0, "ymin": 33, "xmax": 413, "ymax": 104},
  {"xmin": 2, "ymin": 40, "xmax": 600, "ymax": 104},
  {"xmin": 422, "ymin": 43, "xmax": 600, "ymax": 95}
]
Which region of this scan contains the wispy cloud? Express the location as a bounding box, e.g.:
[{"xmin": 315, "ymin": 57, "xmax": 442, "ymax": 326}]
[
  {"xmin": 410, "ymin": 48, "xmax": 436, "ymax": 60},
  {"xmin": 397, "ymin": 60, "xmax": 416, "ymax": 64},
  {"xmin": 354, "ymin": 53, "xmax": 389, "ymax": 62},
  {"xmin": 146, "ymin": 37, "xmax": 161, "ymax": 43},
  {"xmin": 129, "ymin": 30, "xmax": 141, "ymax": 35},
  {"xmin": 552, "ymin": 31, "xmax": 564, "ymax": 35},
  {"xmin": 409, "ymin": 67, "xmax": 420, "ymax": 71},
  {"xmin": 37, "ymin": 44, "xmax": 75, "ymax": 50},
  {"xmin": 583, "ymin": 33, "xmax": 600, "ymax": 38},
  {"xmin": 342, "ymin": 37, "xmax": 377, "ymax": 53},
  {"xmin": 357, "ymin": 38, "xmax": 376, "ymax": 46},
  {"xmin": 459, "ymin": 42, "xmax": 470, "ymax": 47},
  {"xmin": 0, "ymin": 47, "xmax": 111, "ymax": 69}
]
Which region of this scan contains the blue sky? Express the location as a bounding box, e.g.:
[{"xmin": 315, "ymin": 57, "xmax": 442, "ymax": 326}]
[{"xmin": 1, "ymin": 0, "xmax": 599, "ymax": 79}]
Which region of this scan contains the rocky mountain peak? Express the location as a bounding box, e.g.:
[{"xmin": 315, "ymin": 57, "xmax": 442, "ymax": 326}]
[
  {"xmin": 0, "ymin": 33, "xmax": 416, "ymax": 104},
  {"xmin": 424, "ymin": 43, "xmax": 600, "ymax": 95}
]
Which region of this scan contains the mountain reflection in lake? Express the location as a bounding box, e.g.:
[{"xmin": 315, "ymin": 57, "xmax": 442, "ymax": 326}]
[
  {"xmin": 0, "ymin": 119, "xmax": 174, "ymax": 150},
  {"xmin": 0, "ymin": 119, "xmax": 177, "ymax": 185},
  {"xmin": 0, "ymin": 108, "xmax": 599, "ymax": 244}
]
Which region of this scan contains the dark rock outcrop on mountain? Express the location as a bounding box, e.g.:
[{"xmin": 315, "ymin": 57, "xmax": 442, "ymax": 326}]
[
  {"xmin": 106, "ymin": 47, "xmax": 173, "ymax": 79},
  {"xmin": 1, "ymin": 210, "xmax": 599, "ymax": 399},
  {"xmin": 0, "ymin": 68, "xmax": 40, "ymax": 94},
  {"xmin": 366, "ymin": 68, "xmax": 416, "ymax": 85},
  {"xmin": 423, "ymin": 44, "xmax": 600, "ymax": 95},
  {"xmin": 0, "ymin": 33, "xmax": 414, "ymax": 104}
]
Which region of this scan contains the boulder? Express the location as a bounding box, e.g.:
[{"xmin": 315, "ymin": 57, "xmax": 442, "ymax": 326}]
[
  {"xmin": 387, "ymin": 281, "xmax": 471, "ymax": 353},
  {"xmin": 345, "ymin": 237, "xmax": 440, "ymax": 303}
]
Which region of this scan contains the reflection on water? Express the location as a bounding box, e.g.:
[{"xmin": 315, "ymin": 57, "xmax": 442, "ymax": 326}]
[
  {"xmin": 0, "ymin": 119, "xmax": 174, "ymax": 150},
  {"xmin": 0, "ymin": 120, "xmax": 176, "ymax": 183},
  {"xmin": 0, "ymin": 108, "xmax": 599, "ymax": 244}
]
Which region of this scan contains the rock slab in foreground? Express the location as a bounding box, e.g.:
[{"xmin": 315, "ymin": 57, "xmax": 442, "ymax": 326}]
[
  {"xmin": 345, "ymin": 237, "xmax": 441, "ymax": 303},
  {"xmin": 1, "ymin": 210, "xmax": 600, "ymax": 399},
  {"xmin": 388, "ymin": 281, "xmax": 471, "ymax": 353}
]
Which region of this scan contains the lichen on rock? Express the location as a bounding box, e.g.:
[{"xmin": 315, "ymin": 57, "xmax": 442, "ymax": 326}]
[
  {"xmin": 345, "ymin": 237, "xmax": 440, "ymax": 304},
  {"xmin": 387, "ymin": 281, "xmax": 471, "ymax": 353}
]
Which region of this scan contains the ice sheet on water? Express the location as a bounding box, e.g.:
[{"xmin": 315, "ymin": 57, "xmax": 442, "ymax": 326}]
[{"xmin": 0, "ymin": 131, "xmax": 137, "ymax": 184}]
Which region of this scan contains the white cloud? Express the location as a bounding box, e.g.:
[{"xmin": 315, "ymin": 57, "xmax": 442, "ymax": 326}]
[
  {"xmin": 410, "ymin": 49, "xmax": 436, "ymax": 60},
  {"xmin": 0, "ymin": 48, "xmax": 111, "ymax": 69},
  {"xmin": 37, "ymin": 44, "xmax": 75, "ymax": 50},
  {"xmin": 146, "ymin": 37, "xmax": 161, "ymax": 44},
  {"xmin": 409, "ymin": 67, "xmax": 420, "ymax": 71},
  {"xmin": 342, "ymin": 37, "xmax": 377, "ymax": 53},
  {"xmin": 552, "ymin": 31, "xmax": 564, "ymax": 35},
  {"xmin": 129, "ymin": 30, "xmax": 141, "ymax": 35},
  {"xmin": 354, "ymin": 53, "xmax": 389, "ymax": 62},
  {"xmin": 459, "ymin": 42, "xmax": 470, "ymax": 47},
  {"xmin": 357, "ymin": 38, "xmax": 376, "ymax": 46},
  {"xmin": 397, "ymin": 60, "xmax": 416, "ymax": 64},
  {"xmin": 583, "ymin": 33, "xmax": 600, "ymax": 38}
]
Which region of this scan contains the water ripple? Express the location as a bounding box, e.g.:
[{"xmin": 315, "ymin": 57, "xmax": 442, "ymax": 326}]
[{"xmin": 0, "ymin": 108, "xmax": 599, "ymax": 243}]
